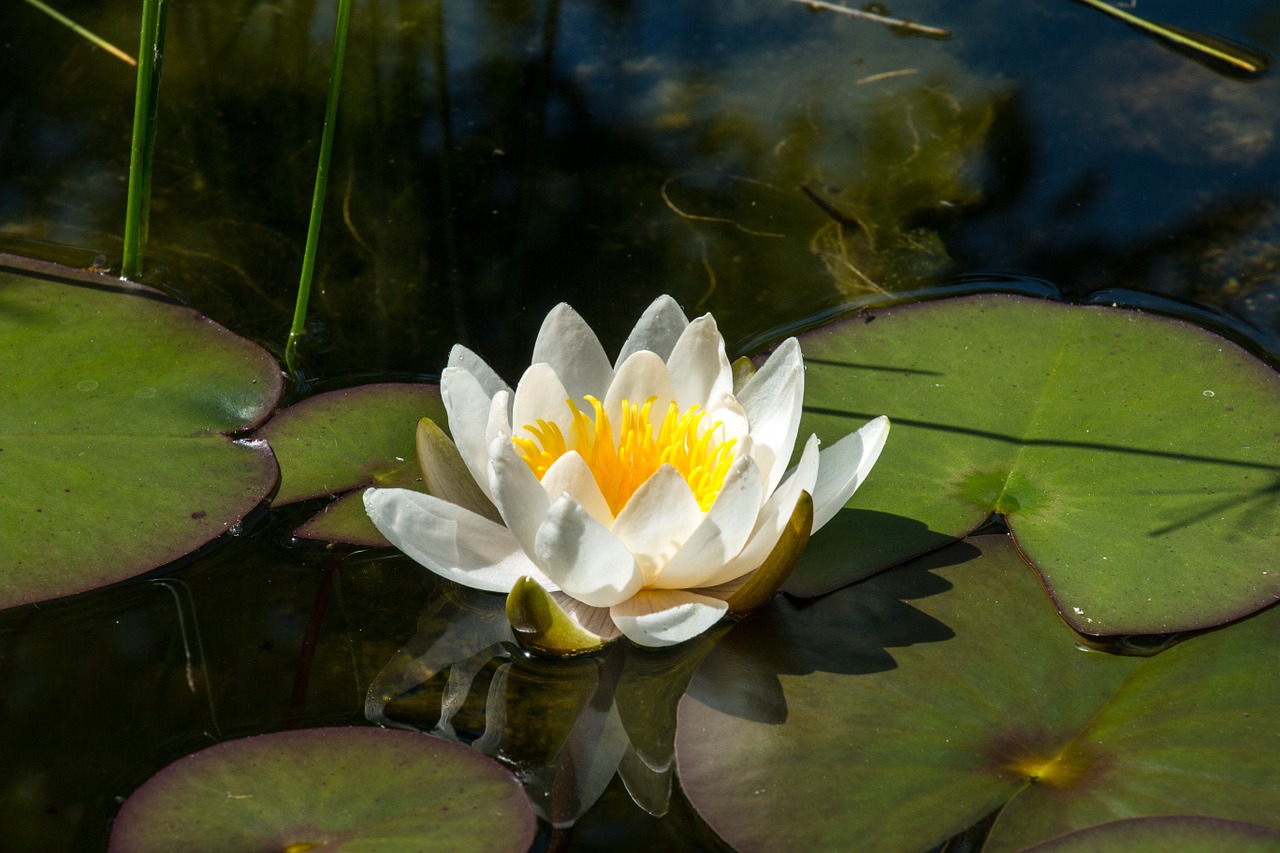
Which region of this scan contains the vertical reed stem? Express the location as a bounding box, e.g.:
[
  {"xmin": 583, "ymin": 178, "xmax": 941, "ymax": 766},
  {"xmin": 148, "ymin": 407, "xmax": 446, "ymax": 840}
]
[{"xmin": 121, "ymin": 0, "xmax": 168, "ymax": 279}]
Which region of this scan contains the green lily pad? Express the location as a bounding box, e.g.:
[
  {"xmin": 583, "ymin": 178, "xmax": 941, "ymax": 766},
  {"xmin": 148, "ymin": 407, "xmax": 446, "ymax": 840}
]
[
  {"xmin": 1020, "ymin": 816, "xmax": 1280, "ymax": 853},
  {"xmin": 677, "ymin": 534, "xmax": 1280, "ymax": 852},
  {"xmin": 790, "ymin": 293, "xmax": 1280, "ymax": 634},
  {"xmin": 0, "ymin": 264, "xmax": 281, "ymax": 610},
  {"xmin": 256, "ymin": 383, "xmax": 443, "ymax": 544},
  {"xmin": 108, "ymin": 727, "xmax": 537, "ymax": 852}
]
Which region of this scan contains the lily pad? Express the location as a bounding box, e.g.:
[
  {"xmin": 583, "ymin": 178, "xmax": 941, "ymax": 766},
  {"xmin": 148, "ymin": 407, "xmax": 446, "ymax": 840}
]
[
  {"xmin": 256, "ymin": 383, "xmax": 443, "ymax": 544},
  {"xmin": 790, "ymin": 293, "xmax": 1280, "ymax": 634},
  {"xmin": 677, "ymin": 534, "xmax": 1280, "ymax": 852},
  {"xmin": 108, "ymin": 727, "xmax": 537, "ymax": 852},
  {"xmin": 1020, "ymin": 816, "xmax": 1280, "ymax": 853},
  {"xmin": 0, "ymin": 263, "xmax": 281, "ymax": 610}
]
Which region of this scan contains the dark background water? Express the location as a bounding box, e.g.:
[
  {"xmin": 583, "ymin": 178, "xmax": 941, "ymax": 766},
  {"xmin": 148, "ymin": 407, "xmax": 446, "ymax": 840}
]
[{"xmin": 2, "ymin": 0, "xmax": 1279, "ymax": 848}]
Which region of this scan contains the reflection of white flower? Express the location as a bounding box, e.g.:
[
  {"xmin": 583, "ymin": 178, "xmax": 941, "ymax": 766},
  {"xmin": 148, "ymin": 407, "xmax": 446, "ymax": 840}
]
[{"xmin": 365, "ymin": 296, "xmax": 888, "ymax": 648}]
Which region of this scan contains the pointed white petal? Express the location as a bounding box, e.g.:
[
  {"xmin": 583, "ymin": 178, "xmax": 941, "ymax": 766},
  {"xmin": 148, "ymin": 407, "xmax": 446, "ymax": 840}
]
[
  {"xmin": 535, "ymin": 495, "xmax": 643, "ymax": 608},
  {"xmin": 442, "ymin": 366, "xmax": 498, "ymax": 499},
  {"xmin": 811, "ymin": 415, "xmax": 891, "ymax": 532},
  {"xmin": 511, "ymin": 363, "xmax": 575, "ymax": 441},
  {"xmin": 485, "ymin": 390, "xmax": 514, "ymax": 455},
  {"xmin": 609, "ymin": 465, "xmax": 704, "ymax": 586},
  {"xmin": 487, "ymin": 433, "xmax": 551, "ymax": 560},
  {"xmin": 617, "ymin": 295, "xmax": 689, "ymax": 365},
  {"xmin": 666, "ymin": 314, "xmax": 732, "ymax": 410},
  {"xmin": 702, "ymin": 434, "xmax": 820, "ymax": 587},
  {"xmin": 654, "ymin": 456, "xmax": 762, "ymax": 590},
  {"xmin": 549, "ymin": 592, "xmax": 623, "ymax": 640},
  {"xmin": 610, "ymin": 589, "xmax": 728, "ymax": 647},
  {"xmin": 531, "ymin": 303, "xmax": 614, "ymax": 405},
  {"xmin": 603, "ymin": 351, "xmax": 677, "ymax": 443},
  {"xmin": 540, "ymin": 451, "xmax": 613, "ymax": 528},
  {"xmin": 737, "ymin": 338, "xmax": 804, "ymax": 497},
  {"xmin": 447, "ymin": 344, "xmax": 511, "ymax": 400},
  {"xmin": 363, "ymin": 487, "xmax": 556, "ymax": 592}
]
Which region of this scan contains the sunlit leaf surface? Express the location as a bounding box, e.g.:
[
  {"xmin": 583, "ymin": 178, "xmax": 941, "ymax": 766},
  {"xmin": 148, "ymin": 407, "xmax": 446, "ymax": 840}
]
[
  {"xmin": 790, "ymin": 293, "xmax": 1280, "ymax": 633},
  {"xmin": 108, "ymin": 727, "xmax": 538, "ymax": 852},
  {"xmin": 0, "ymin": 265, "xmax": 280, "ymax": 610},
  {"xmin": 678, "ymin": 534, "xmax": 1280, "ymax": 852}
]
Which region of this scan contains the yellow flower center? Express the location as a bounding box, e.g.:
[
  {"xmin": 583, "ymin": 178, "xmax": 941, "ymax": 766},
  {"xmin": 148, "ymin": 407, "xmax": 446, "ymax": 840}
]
[{"xmin": 513, "ymin": 396, "xmax": 738, "ymax": 516}]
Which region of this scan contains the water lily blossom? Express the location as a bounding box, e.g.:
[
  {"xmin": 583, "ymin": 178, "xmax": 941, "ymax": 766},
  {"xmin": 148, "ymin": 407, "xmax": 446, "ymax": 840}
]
[{"xmin": 365, "ymin": 296, "xmax": 888, "ymax": 649}]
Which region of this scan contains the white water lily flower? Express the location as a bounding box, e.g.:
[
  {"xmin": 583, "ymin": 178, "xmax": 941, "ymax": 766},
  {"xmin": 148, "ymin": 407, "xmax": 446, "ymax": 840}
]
[{"xmin": 365, "ymin": 296, "xmax": 888, "ymax": 648}]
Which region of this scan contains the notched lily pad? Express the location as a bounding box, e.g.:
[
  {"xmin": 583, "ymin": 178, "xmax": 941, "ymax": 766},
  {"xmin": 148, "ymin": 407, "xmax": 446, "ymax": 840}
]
[
  {"xmin": 256, "ymin": 383, "xmax": 443, "ymax": 544},
  {"xmin": 108, "ymin": 727, "xmax": 537, "ymax": 852},
  {"xmin": 0, "ymin": 262, "xmax": 281, "ymax": 610},
  {"xmin": 678, "ymin": 534, "xmax": 1280, "ymax": 853},
  {"xmin": 792, "ymin": 292, "xmax": 1280, "ymax": 634}
]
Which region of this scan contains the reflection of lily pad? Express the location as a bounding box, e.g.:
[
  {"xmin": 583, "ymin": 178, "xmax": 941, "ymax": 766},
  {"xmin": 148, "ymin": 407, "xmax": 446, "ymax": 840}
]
[
  {"xmin": 108, "ymin": 727, "xmax": 537, "ymax": 852},
  {"xmin": 256, "ymin": 383, "xmax": 443, "ymax": 544},
  {"xmin": 0, "ymin": 264, "xmax": 281, "ymax": 610},
  {"xmin": 791, "ymin": 293, "xmax": 1280, "ymax": 634},
  {"xmin": 678, "ymin": 534, "xmax": 1280, "ymax": 852}
]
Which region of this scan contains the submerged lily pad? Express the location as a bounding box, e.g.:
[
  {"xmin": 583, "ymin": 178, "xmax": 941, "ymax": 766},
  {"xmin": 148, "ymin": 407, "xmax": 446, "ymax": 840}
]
[
  {"xmin": 791, "ymin": 293, "xmax": 1280, "ymax": 634},
  {"xmin": 108, "ymin": 727, "xmax": 537, "ymax": 852},
  {"xmin": 677, "ymin": 534, "xmax": 1280, "ymax": 852},
  {"xmin": 0, "ymin": 264, "xmax": 281, "ymax": 610},
  {"xmin": 257, "ymin": 383, "xmax": 443, "ymax": 544}
]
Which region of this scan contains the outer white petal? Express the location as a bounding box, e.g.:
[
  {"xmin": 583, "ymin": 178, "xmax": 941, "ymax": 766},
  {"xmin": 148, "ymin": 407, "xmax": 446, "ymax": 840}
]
[
  {"xmin": 666, "ymin": 314, "xmax": 732, "ymax": 410},
  {"xmin": 511, "ymin": 363, "xmax": 575, "ymax": 442},
  {"xmin": 737, "ymin": 338, "xmax": 804, "ymax": 497},
  {"xmin": 617, "ymin": 295, "xmax": 689, "ymax": 365},
  {"xmin": 442, "ymin": 366, "xmax": 499, "ymax": 499},
  {"xmin": 603, "ymin": 351, "xmax": 677, "ymax": 442},
  {"xmin": 701, "ymin": 434, "xmax": 820, "ymax": 587},
  {"xmin": 549, "ymin": 592, "xmax": 623, "ymax": 641},
  {"xmin": 535, "ymin": 495, "xmax": 644, "ymax": 608},
  {"xmin": 487, "ymin": 433, "xmax": 551, "ymax": 560},
  {"xmin": 447, "ymin": 344, "xmax": 511, "ymax": 400},
  {"xmin": 811, "ymin": 415, "xmax": 891, "ymax": 532},
  {"xmin": 609, "ymin": 465, "xmax": 704, "ymax": 586},
  {"xmin": 540, "ymin": 451, "xmax": 613, "ymax": 528},
  {"xmin": 531, "ymin": 303, "xmax": 614, "ymax": 405},
  {"xmin": 654, "ymin": 456, "xmax": 762, "ymax": 590},
  {"xmin": 610, "ymin": 589, "xmax": 729, "ymax": 647},
  {"xmin": 363, "ymin": 487, "xmax": 556, "ymax": 592}
]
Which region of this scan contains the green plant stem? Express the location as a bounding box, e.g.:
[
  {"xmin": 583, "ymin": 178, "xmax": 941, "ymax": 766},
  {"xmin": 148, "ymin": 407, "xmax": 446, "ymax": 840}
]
[
  {"xmin": 121, "ymin": 0, "xmax": 169, "ymax": 279},
  {"xmin": 22, "ymin": 0, "xmax": 137, "ymax": 65},
  {"xmin": 1073, "ymin": 0, "xmax": 1265, "ymax": 75},
  {"xmin": 285, "ymin": 0, "xmax": 354, "ymax": 376}
]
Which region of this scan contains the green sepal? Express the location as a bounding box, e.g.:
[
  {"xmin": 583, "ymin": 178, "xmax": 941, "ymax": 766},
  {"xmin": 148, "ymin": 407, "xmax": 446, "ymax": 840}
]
[
  {"xmin": 416, "ymin": 417, "xmax": 501, "ymax": 523},
  {"xmin": 726, "ymin": 491, "xmax": 814, "ymax": 616},
  {"xmin": 505, "ymin": 576, "xmax": 615, "ymax": 657},
  {"xmin": 730, "ymin": 356, "xmax": 756, "ymax": 394}
]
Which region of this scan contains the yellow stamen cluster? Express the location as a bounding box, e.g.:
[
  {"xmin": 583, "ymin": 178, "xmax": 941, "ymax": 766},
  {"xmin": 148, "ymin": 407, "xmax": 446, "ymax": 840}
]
[{"xmin": 513, "ymin": 395, "xmax": 738, "ymax": 516}]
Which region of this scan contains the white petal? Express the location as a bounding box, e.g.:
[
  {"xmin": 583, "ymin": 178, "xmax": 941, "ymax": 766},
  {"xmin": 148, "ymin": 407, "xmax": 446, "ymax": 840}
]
[
  {"xmin": 654, "ymin": 456, "xmax": 762, "ymax": 590},
  {"xmin": 617, "ymin": 295, "xmax": 689, "ymax": 365},
  {"xmin": 540, "ymin": 451, "xmax": 613, "ymax": 528},
  {"xmin": 737, "ymin": 338, "xmax": 804, "ymax": 497},
  {"xmin": 603, "ymin": 351, "xmax": 677, "ymax": 443},
  {"xmin": 535, "ymin": 495, "xmax": 643, "ymax": 608},
  {"xmin": 485, "ymin": 390, "xmax": 514, "ymax": 455},
  {"xmin": 447, "ymin": 344, "xmax": 511, "ymax": 400},
  {"xmin": 549, "ymin": 592, "xmax": 622, "ymax": 640},
  {"xmin": 442, "ymin": 366, "xmax": 498, "ymax": 499},
  {"xmin": 487, "ymin": 433, "xmax": 551, "ymax": 560},
  {"xmin": 511, "ymin": 363, "xmax": 574, "ymax": 441},
  {"xmin": 531, "ymin": 303, "xmax": 614, "ymax": 405},
  {"xmin": 610, "ymin": 589, "xmax": 728, "ymax": 647},
  {"xmin": 811, "ymin": 415, "xmax": 891, "ymax": 532},
  {"xmin": 666, "ymin": 314, "xmax": 732, "ymax": 410},
  {"xmin": 610, "ymin": 465, "xmax": 704, "ymax": 586},
  {"xmin": 702, "ymin": 434, "xmax": 820, "ymax": 587},
  {"xmin": 363, "ymin": 487, "xmax": 556, "ymax": 592}
]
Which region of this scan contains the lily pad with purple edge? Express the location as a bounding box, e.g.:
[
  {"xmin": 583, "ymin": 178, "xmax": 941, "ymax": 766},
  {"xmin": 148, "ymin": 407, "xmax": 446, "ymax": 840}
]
[
  {"xmin": 677, "ymin": 534, "xmax": 1280, "ymax": 853},
  {"xmin": 255, "ymin": 383, "xmax": 443, "ymax": 545},
  {"xmin": 0, "ymin": 260, "xmax": 281, "ymax": 610},
  {"xmin": 789, "ymin": 292, "xmax": 1280, "ymax": 635},
  {"xmin": 108, "ymin": 727, "xmax": 538, "ymax": 852}
]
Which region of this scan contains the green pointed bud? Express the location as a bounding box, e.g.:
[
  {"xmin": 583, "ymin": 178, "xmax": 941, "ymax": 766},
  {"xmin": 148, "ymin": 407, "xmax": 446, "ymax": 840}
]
[
  {"xmin": 415, "ymin": 417, "xmax": 501, "ymax": 522},
  {"xmin": 730, "ymin": 356, "xmax": 756, "ymax": 394},
  {"xmin": 505, "ymin": 576, "xmax": 614, "ymax": 657},
  {"xmin": 727, "ymin": 491, "xmax": 813, "ymax": 616}
]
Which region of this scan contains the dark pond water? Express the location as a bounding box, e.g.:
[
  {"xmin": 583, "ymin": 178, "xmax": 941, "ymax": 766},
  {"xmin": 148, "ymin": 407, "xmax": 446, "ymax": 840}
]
[{"xmin": 2, "ymin": 0, "xmax": 1279, "ymax": 848}]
